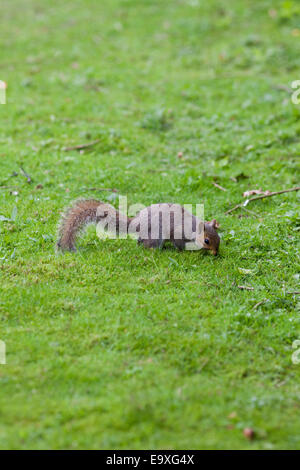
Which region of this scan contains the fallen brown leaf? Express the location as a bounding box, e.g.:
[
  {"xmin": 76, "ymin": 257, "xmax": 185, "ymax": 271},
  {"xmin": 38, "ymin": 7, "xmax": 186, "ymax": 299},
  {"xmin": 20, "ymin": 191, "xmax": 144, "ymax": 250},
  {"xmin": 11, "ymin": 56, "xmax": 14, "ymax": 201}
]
[
  {"xmin": 243, "ymin": 428, "xmax": 255, "ymax": 440},
  {"xmin": 243, "ymin": 189, "xmax": 272, "ymax": 198}
]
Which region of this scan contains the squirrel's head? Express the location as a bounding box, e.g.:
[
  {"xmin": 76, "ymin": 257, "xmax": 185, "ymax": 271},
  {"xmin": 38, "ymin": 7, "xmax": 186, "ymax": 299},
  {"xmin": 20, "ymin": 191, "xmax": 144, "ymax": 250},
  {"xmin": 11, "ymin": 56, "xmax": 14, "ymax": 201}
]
[{"xmin": 195, "ymin": 219, "xmax": 220, "ymax": 256}]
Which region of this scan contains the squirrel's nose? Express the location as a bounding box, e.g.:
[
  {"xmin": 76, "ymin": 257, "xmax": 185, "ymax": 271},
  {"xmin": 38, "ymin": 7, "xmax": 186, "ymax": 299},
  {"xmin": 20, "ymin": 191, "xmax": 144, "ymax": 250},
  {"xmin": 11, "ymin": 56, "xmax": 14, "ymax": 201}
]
[{"xmin": 212, "ymin": 249, "xmax": 218, "ymax": 256}]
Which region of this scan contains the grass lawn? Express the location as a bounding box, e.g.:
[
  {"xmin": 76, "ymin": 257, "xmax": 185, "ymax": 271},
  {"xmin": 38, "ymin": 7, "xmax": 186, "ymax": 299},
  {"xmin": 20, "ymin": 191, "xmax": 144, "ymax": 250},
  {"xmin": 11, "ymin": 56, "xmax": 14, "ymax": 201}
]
[{"xmin": 0, "ymin": 0, "xmax": 300, "ymax": 450}]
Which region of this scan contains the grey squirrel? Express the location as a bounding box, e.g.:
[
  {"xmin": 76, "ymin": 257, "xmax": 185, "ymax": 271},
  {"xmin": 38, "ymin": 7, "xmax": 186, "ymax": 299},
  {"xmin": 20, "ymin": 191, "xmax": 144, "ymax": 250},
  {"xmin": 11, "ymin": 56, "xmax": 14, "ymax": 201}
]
[{"xmin": 57, "ymin": 199, "xmax": 220, "ymax": 255}]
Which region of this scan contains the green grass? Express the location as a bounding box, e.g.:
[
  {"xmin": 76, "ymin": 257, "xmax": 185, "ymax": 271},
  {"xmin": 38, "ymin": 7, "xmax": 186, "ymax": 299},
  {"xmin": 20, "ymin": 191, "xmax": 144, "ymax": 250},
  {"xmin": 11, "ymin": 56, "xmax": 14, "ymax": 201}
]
[{"xmin": 0, "ymin": 0, "xmax": 300, "ymax": 450}]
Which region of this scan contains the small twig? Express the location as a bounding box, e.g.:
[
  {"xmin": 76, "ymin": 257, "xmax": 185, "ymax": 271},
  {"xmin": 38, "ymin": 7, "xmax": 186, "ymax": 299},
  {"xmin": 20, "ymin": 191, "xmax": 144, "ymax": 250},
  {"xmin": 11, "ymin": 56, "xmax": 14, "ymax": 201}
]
[
  {"xmin": 275, "ymin": 379, "xmax": 288, "ymax": 388},
  {"xmin": 80, "ymin": 187, "xmax": 119, "ymax": 193},
  {"xmin": 62, "ymin": 139, "xmax": 100, "ymax": 151},
  {"xmin": 238, "ymin": 285, "xmax": 254, "ymax": 291},
  {"xmin": 241, "ymin": 207, "xmax": 259, "ymax": 217},
  {"xmin": 287, "ymin": 291, "xmax": 300, "ymax": 295},
  {"xmin": 20, "ymin": 166, "xmax": 32, "ymax": 183},
  {"xmin": 253, "ymin": 299, "xmax": 266, "ymax": 309},
  {"xmin": 274, "ymin": 84, "xmax": 293, "ymax": 94},
  {"xmin": 212, "ymin": 181, "xmax": 227, "ymax": 192},
  {"xmin": 0, "ymin": 186, "xmax": 19, "ymax": 190},
  {"xmin": 225, "ymin": 186, "xmax": 300, "ymax": 215},
  {"xmin": 197, "ymin": 357, "xmax": 209, "ymax": 372},
  {"xmin": 226, "ymin": 203, "xmax": 243, "ymax": 215}
]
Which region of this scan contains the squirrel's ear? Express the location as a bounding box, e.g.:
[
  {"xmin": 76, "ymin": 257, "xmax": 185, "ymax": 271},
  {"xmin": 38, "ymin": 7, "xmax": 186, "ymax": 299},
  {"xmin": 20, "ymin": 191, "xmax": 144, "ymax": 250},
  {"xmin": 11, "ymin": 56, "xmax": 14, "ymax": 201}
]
[{"xmin": 208, "ymin": 219, "xmax": 220, "ymax": 229}]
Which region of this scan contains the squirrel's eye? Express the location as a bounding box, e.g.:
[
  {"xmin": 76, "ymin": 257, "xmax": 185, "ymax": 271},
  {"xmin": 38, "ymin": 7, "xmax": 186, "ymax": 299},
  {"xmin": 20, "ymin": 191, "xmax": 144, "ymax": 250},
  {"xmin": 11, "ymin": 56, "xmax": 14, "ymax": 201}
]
[{"xmin": 204, "ymin": 238, "xmax": 209, "ymax": 245}]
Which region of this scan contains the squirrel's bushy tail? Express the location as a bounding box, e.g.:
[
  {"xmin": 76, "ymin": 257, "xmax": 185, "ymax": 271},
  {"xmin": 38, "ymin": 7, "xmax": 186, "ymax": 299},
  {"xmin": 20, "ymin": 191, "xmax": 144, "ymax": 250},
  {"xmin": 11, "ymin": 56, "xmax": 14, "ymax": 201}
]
[{"xmin": 56, "ymin": 199, "xmax": 130, "ymax": 252}]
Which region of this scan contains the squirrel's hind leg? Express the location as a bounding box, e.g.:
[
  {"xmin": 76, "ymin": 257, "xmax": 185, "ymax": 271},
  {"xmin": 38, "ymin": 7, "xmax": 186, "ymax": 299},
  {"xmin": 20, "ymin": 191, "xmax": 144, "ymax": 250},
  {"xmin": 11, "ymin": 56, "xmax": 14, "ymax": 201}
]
[
  {"xmin": 172, "ymin": 239, "xmax": 186, "ymax": 251},
  {"xmin": 138, "ymin": 238, "xmax": 165, "ymax": 249}
]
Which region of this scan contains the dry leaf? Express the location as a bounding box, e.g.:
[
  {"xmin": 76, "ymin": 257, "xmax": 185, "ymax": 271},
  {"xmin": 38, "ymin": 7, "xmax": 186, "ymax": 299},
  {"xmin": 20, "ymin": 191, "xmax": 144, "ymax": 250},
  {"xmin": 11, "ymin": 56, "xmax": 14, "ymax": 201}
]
[
  {"xmin": 243, "ymin": 189, "xmax": 272, "ymax": 198},
  {"xmin": 243, "ymin": 428, "xmax": 255, "ymax": 440}
]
